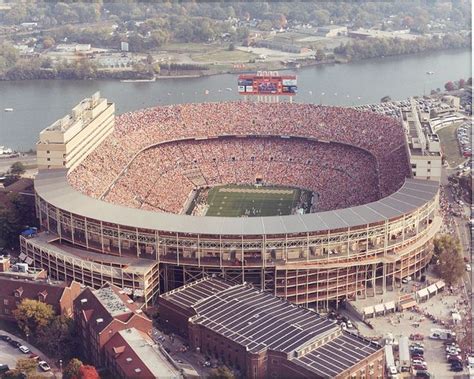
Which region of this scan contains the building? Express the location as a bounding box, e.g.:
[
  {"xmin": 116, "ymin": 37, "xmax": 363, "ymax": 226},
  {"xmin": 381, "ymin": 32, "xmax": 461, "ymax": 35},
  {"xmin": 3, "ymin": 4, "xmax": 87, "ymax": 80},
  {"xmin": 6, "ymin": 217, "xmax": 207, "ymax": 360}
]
[
  {"xmin": 73, "ymin": 283, "xmax": 152, "ymax": 367},
  {"xmin": 160, "ymin": 278, "xmax": 385, "ymax": 379},
  {"xmin": 441, "ymin": 95, "xmax": 461, "ymax": 112},
  {"xmin": 36, "ymin": 92, "xmax": 115, "ymax": 170},
  {"xmin": 0, "ymin": 255, "xmax": 46, "ymax": 280},
  {"xmin": 317, "ymin": 25, "xmax": 347, "ymax": 37},
  {"xmin": 348, "ymin": 28, "xmax": 417, "ymax": 40},
  {"xmin": 0, "ymin": 272, "xmax": 81, "ymax": 320},
  {"xmin": 20, "ymin": 233, "xmax": 159, "ymax": 306},
  {"xmin": 120, "ymin": 42, "xmax": 129, "ymax": 52},
  {"xmin": 103, "ymin": 327, "xmax": 181, "ymax": 379},
  {"xmin": 56, "ymin": 44, "xmax": 91, "ymax": 52},
  {"xmin": 402, "ymin": 98, "xmax": 443, "ymax": 181},
  {"xmin": 26, "ymin": 97, "xmax": 441, "ymax": 312}
]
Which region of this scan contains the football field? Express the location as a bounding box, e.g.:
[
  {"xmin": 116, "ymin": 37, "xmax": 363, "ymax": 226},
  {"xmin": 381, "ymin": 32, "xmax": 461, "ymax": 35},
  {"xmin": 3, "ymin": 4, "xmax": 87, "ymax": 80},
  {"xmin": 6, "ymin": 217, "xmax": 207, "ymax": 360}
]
[{"xmin": 205, "ymin": 185, "xmax": 301, "ymax": 217}]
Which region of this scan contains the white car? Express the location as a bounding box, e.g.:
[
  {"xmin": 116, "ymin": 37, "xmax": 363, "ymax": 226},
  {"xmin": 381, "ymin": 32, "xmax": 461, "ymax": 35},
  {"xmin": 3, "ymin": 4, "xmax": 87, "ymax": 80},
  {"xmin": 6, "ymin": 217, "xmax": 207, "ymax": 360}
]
[
  {"xmin": 18, "ymin": 345, "xmax": 30, "ymax": 354},
  {"xmin": 466, "ymin": 264, "xmax": 471, "ymax": 272},
  {"xmin": 38, "ymin": 361, "xmax": 51, "ymax": 372}
]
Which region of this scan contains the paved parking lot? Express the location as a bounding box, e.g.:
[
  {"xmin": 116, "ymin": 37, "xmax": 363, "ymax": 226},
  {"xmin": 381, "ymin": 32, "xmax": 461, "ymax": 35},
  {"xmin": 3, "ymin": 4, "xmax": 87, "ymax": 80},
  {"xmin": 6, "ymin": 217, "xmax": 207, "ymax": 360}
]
[
  {"xmin": 355, "ymin": 285, "xmax": 469, "ymax": 378},
  {"xmin": 0, "ymin": 330, "xmax": 55, "ymax": 378}
]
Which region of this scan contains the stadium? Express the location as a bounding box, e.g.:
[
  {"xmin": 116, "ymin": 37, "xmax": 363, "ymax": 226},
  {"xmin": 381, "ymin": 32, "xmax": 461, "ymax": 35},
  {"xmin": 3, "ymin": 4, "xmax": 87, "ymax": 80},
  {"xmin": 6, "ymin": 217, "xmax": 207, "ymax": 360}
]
[{"xmin": 23, "ymin": 93, "xmax": 441, "ymax": 310}]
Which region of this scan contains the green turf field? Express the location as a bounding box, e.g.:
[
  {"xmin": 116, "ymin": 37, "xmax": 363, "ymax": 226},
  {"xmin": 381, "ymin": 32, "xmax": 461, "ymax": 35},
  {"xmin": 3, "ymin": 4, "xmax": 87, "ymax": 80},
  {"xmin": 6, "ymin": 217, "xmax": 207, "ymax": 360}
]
[{"xmin": 205, "ymin": 185, "xmax": 301, "ymax": 217}]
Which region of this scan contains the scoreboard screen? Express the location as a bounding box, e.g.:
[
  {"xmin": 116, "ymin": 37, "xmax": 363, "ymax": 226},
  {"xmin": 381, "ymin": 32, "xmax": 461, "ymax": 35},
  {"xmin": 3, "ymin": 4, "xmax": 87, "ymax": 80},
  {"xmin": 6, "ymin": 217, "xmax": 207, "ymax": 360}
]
[{"xmin": 238, "ymin": 73, "xmax": 297, "ymax": 96}]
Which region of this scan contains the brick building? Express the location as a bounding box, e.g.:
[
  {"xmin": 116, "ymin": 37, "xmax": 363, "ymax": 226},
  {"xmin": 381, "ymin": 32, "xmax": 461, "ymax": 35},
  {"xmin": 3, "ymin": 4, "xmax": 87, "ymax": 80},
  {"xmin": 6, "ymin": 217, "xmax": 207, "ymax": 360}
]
[
  {"xmin": 160, "ymin": 278, "xmax": 385, "ymax": 379},
  {"xmin": 103, "ymin": 327, "xmax": 180, "ymax": 379},
  {"xmin": 0, "ymin": 276, "xmax": 82, "ymax": 320},
  {"xmin": 73, "ymin": 283, "xmax": 152, "ymax": 367}
]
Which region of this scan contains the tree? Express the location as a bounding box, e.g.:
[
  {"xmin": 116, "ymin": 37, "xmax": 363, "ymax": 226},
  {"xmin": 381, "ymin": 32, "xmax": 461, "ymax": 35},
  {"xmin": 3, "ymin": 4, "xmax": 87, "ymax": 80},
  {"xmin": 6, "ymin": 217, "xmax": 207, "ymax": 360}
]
[
  {"xmin": 208, "ymin": 365, "xmax": 235, "ymax": 379},
  {"xmin": 315, "ymin": 49, "xmax": 325, "ymax": 62},
  {"xmin": 13, "ymin": 299, "xmax": 55, "ymax": 337},
  {"xmin": 78, "ymin": 365, "xmax": 100, "ymax": 379},
  {"xmin": 458, "ymin": 79, "xmax": 465, "ymax": 88},
  {"xmin": 63, "ymin": 358, "xmax": 83, "ymax": 379},
  {"xmin": 9, "ymin": 162, "xmax": 25, "ymax": 176},
  {"xmin": 444, "ymin": 81, "xmax": 455, "ymax": 91},
  {"xmin": 5, "ymin": 358, "xmax": 38, "ymax": 378},
  {"xmin": 434, "ymin": 235, "xmax": 465, "ymax": 284},
  {"xmin": 42, "ymin": 37, "xmax": 56, "ymax": 49},
  {"xmin": 38, "ymin": 316, "xmax": 79, "ymax": 360},
  {"xmin": 381, "ymin": 96, "xmax": 391, "ymax": 103},
  {"xmin": 228, "ymin": 43, "xmax": 235, "ymax": 51}
]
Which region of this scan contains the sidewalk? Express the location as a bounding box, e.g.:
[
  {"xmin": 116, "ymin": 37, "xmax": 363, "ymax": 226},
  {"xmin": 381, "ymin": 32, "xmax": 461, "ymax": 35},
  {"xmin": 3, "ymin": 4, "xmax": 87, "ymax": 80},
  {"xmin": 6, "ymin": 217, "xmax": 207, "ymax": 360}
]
[{"xmin": 0, "ymin": 329, "xmax": 61, "ymax": 378}]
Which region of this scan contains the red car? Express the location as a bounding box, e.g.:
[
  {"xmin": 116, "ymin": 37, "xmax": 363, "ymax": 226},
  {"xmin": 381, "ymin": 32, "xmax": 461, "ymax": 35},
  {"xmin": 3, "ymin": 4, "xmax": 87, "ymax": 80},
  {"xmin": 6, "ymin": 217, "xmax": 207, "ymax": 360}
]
[
  {"xmin": 410, "ymin": 333, "xmax": 424, "ymax": 341},
  {"xmin": 413, "ymin": 364, "xmax": 428, "ymax": 371}
]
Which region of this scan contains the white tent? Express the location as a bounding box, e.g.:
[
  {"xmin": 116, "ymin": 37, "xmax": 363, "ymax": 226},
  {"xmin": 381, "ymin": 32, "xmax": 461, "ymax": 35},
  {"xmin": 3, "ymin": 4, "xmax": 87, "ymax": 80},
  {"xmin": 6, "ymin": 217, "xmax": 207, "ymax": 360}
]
[
  {"xmin": 452, "ymin": 312, "xmax": 462, "ymax": 324},
  {"xmin": 427, "ymin": 284, "xmax": 438, "ymax": 295},
  {"xmin": 363, "ymin": 306, "xmax": 375, "ymax": 318},
  {"xmin": 417, "ymin": 288, "xmax": 429, "ymax": 300},
  {"xmin": 374, "ymin": 303, "xmax": 385, "ymax": 314},
  {"xmin": 385, "ymin": 301, "xmax": 396, "ymax": 312}
]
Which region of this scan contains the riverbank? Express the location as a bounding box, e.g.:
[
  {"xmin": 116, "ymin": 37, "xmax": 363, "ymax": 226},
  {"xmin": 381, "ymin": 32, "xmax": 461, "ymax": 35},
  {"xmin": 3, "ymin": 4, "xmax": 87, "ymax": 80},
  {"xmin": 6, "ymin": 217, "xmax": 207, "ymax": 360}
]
[{"xmin": 0, "ymin": 43, "xmax": 469, "ymax": 82}]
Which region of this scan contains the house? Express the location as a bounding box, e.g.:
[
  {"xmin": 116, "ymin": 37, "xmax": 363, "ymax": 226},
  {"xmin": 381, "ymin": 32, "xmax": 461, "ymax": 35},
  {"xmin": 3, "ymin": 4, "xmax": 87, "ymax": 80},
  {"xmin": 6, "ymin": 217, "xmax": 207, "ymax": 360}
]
[
  {"xmin": 0, "ymin": 276, "xmax": 82, "ymax": 320},
  {"xmin": 73, "ymin": 283, "xmax": 152, "ymax": 367},
  {"xmin": 103, "ymin": 327, "xmax": 181, "ymax": 378}
]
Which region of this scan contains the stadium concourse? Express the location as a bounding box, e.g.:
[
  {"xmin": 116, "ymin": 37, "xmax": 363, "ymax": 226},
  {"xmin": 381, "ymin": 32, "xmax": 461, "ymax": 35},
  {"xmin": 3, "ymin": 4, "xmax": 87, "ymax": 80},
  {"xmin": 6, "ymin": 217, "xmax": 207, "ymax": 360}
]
[{"xmin": 24, "ymin": 95, "xmax": 441, "ymax": 312}]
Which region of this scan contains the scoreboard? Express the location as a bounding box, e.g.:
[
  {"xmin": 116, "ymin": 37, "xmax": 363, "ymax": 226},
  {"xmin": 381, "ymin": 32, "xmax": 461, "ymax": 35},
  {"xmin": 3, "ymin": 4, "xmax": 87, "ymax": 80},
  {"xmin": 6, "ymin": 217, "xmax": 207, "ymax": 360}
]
[{"xmin": 238, "ymin": 72, "xmax": 297, "ymax": 96}]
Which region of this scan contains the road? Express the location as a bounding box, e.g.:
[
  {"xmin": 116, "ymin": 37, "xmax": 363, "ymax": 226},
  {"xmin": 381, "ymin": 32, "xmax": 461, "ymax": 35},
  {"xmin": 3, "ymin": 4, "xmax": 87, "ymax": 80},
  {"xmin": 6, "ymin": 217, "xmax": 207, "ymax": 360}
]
[
  {"xmin": 0, "ymin": 155, "xmax": 36, "ymax": 174},
  {"xmin": 0, "ymin": 330, "xmax": 59, "ymax": 378}
]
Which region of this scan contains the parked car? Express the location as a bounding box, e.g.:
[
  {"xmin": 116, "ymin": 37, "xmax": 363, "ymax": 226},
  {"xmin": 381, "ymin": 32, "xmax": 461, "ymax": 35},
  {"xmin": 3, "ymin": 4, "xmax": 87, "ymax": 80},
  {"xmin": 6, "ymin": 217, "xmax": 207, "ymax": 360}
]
[
  {"xmin": 410, "ymin": 333, "xmax": 424, "ymax": 341},
  {"xmin": 38, "ymin": 361, "xmax": 51, "ymax": 372},
  {"xmin": 29, "ymin": 353, "xmax": 40, "ymax": 361},
  {"xmin": 9, "ymin": 340, "xmax": 22, "ymax": 348},
  {"xmin": 451, "ymin": 362, "xmax": 463, "ymax": 372},
  {"xmin": 414, "ymin": 370, "xmax": 431, "ymax": 378},
  {"xmin": 447, "ymin": 356, "xmax": 463, "ymax": 364},
  {"xmin": 0, "ymin": 364, "xmax": 10, "ymax": 374},
  {"xmin": 413, "ymin": 364, "xmax": 427, "ymax": 371},
  {"xmin": 0, "ymin": 335, "xmax": 12, "ymax": 343},
  {"xmin": 18, "ymin": 345, "xmax": 30, "ymax": 354}
]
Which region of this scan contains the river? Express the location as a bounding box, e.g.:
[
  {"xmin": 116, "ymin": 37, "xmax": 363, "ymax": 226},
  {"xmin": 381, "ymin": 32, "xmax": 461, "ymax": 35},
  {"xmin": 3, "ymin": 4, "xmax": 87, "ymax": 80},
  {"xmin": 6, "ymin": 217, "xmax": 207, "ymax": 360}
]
[{"xmin": 0, "ymin": 48, "xmax": 471, "ymax": 151}]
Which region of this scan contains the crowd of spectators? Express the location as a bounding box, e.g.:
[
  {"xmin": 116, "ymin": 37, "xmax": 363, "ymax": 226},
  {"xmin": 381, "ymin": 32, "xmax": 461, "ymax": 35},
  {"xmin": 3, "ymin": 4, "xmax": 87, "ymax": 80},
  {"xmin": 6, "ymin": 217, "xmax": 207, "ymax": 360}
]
[
  {"xmin": 68, "ymin": 102, "xmax": 411, "ymax": 214},
  {"xmin": 103, "ymin": 137, "xmax": 380, "ymax": 213}
]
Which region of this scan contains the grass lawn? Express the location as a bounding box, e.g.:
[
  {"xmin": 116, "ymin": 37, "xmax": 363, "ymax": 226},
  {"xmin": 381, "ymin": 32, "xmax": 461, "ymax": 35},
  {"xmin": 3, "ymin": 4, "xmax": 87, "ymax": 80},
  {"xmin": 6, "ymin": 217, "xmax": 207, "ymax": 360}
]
[
  {"xmin": 437, "ymin": 124, "xmax": 465, "ymax": 167},
  {"xmin": 205, "ymin": 185, "xmax": 300, "ymax": 217},
  {"xmin": 192, "ymin": 49, "xmax": 257, "ymax": 63},
  {"xmin": 162, "ymin": 42, "xmax": 215, "ymax": 53}
]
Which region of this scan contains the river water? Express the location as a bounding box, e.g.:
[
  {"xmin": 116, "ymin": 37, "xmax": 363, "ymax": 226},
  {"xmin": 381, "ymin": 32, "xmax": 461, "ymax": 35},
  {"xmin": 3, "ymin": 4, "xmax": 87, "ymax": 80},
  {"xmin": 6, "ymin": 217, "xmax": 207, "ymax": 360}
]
[{"xmin": 0, "ymin": 48, "xmax": 471, "ymax": 150}]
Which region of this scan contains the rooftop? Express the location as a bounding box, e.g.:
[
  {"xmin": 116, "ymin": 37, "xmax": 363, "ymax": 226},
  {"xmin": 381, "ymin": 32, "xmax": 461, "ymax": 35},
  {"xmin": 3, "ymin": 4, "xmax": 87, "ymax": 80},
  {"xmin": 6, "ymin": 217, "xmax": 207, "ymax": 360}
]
[
  {"xmin": 163, "ymin": 278, "xmax": 382, "ymax": 377},
  {"xmin": 93, "ymin": 286, "xmax": 131, "ymax": 317},
  {"xmin": 294, "ymin": 331, "xmax": 380, "ymax": 377},
  {"xmin": 161, "ymin": 277, "xmax": 234, "ymax": 309},
  {"xmin": 35, "ymin": 169, "xmax": 439, "ymax": 235},
  {"xmin": 117, "ymin": 328, "xmax": 180, "ymax": 378},
  {"xmin": 25, "ymin": 233, "xmax": 155, "ymax": 275}
]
